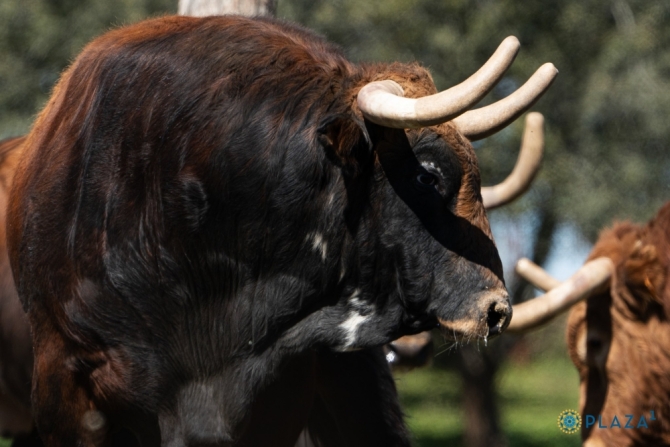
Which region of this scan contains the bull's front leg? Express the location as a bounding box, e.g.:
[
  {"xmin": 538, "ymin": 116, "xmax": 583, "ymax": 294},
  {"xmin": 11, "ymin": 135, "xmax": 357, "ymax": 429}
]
[
  {"xmin": 30, "ymin": 327, "xmax": 161, "ymax": 447},
  {"xmin": 30, "ymin": 331, "xmax": 108, "ymax": 447},
  {"xmin": 303, "ymin": 348, "xmax": 412, "ymax": 447}
]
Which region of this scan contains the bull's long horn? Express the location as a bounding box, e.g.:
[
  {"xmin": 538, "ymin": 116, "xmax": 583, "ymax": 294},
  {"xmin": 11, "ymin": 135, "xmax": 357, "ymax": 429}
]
[
  {"xmin": 357, "ymin": 36, "xmax": 521, "ymax": 128},
  {"xmin": 506, "ymin": 257, "xmax": 614, "ymax": 333},
  {"xmin": 515, "ymin": 257, "xmax": 561, "ymax": 291},
  {"xmin": 482, "ymin": 112, "xmax": 544, "ymax": 209},
  {"xmin": 453, "ymin": 63, "xmax": 557, "ymax": 141}
]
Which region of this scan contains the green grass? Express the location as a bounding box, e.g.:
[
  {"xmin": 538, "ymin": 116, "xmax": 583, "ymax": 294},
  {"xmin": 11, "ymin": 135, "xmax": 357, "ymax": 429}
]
[
  {"xmin": 395, "ymin": 366, "xmax": 462, "ymax": 445},
  {"xmin": 395, "ymin": 356, "xmax": 582, "ymax": 447},
  {"xmin": 499, "ymin": 357, "xmax": 582, "ymax": 447}
]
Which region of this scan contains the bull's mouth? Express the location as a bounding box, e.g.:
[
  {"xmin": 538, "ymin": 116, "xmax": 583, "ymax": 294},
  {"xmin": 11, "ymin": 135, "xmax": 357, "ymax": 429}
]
[
  {"xmin": 437, "ymin": 298, "xmax": 512, "ymax": 342},
  {"xmin": 438, "ymin": 317, "xmax": 490, "ymax": 342}
]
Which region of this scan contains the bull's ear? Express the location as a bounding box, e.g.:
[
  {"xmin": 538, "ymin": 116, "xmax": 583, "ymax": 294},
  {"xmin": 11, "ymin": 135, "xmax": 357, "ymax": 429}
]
[
  {"xmin": 317, "ymin": 115, "xmax": 371, "ymax": 174},
  {"xmin": 624, "ymin": 241, "xmax": 666, "ymax": 311}
]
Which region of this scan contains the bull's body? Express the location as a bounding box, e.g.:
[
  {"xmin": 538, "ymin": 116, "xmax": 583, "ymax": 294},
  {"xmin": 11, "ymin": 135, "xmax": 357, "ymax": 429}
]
[
  {"xmin": 566, "ymin": 202, "xmax": 670, "ymax": 446},
  {"xmin": 0, "ymin": 137, "xmax": 408, "ymax": 447},
  {"xmin": 8, "ymin": 15, "xmax": 511, "ymax": 446}
]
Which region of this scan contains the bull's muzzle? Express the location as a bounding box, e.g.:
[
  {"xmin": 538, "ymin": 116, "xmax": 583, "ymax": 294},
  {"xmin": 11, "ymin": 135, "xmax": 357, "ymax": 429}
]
[{"xmin": 438, "ymin": 289, "xmax": 512, "ymax": 340}]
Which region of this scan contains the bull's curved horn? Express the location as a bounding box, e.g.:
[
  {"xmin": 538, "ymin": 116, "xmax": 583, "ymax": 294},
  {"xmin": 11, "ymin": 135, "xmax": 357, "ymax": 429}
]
[
  {"xmin": 453, "ymin": 63, "xmax": 557, "ymax": 141},
  {"xmin": 516, "ymin": 257, "xmax": 561, "ymax": 291},
  {"xmin": 482, "ymin": 112, "xmax": 544, "ymax": 209},
  {"xmin": 357, "ymin": 36, "xmax": 521, "ymax": 129},
  {"xmin": 506, "ymin": 257, "xmax": 614, "ymax": 333}
]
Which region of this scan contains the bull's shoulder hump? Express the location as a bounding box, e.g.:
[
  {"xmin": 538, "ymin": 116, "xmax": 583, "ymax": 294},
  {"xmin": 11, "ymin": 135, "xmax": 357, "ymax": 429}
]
[{"xmin": 79, "ymin": 15, "xmax": 354, "ymax": 77}]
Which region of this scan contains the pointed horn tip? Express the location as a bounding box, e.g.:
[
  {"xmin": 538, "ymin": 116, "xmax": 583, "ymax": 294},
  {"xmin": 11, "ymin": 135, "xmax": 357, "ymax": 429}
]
[
  {"xmin": 453, "ymin": 62, "xmax": 557, "ymax": 140},
  {"xmin": 514, "ymin": 257, "xmax": 561, "ymax": 292},
  {"xmin": 525, "ymin": 111, "xmax": 544, "ymax": 127},
  {"xmin": 540, "ymin": 62, "xmax": 559, "ymax": 77},
  {"xmin": 526, "ymin": 63, "xmax": 558, "ymax": 89},
  {"xmin": 515, "ymin": 257, "xmax": 534, "ymax": 274},
  {"xmin": 501, "ymin": 36, "xmax": 521, "ymax": 52}
]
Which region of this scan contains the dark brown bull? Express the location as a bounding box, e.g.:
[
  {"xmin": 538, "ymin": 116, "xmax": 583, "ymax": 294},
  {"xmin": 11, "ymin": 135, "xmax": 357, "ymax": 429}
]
[
  {"xmin": 0, "ymin": 116, "xmax": 543, "ymax": 441},
  {"xmin": 512, "ymin": 202, "xmax": 670, "ymax": 446},
  {"xmin": 7, "ymin": 15, "xmax": 555, "ymax": 446},
  {"xmin": 0, "ymin": 112, "xmax": 544, "ymax": 443}
]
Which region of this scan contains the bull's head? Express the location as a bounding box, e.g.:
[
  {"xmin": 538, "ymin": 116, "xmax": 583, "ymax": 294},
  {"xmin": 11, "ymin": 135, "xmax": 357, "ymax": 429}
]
[
  {"xmin": 318, "ymin": 37, "xmax": 557, "ymax": 350},
  {"xmin": 511, "ymin": 203, "xmax": 670, "ymax": 446},
  {"xmin": 385, "ymin": 113, "xmax": 546, "ymax": 369}
]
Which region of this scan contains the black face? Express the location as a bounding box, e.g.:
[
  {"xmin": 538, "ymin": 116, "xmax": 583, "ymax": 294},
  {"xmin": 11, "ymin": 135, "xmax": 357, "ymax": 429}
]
[{"xmin": 330, "ymin": 122, "xmax": 510, "ymax": 349}]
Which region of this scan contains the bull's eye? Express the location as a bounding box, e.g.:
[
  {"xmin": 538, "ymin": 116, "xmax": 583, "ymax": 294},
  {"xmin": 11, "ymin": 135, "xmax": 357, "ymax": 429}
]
[
  {"xmin": 415, "ymin": 162, "xmax": 450, "ymax": 198},
  {"xmin": 415, "ymin": 171, "xmax": 438, "ymax": 187}
]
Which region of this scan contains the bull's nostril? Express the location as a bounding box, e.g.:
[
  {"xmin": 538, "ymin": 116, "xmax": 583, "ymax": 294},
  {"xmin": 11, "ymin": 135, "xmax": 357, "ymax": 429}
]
[{"xmin": 486, "ymin": 302, "xmax": 508, "ymax": 335}]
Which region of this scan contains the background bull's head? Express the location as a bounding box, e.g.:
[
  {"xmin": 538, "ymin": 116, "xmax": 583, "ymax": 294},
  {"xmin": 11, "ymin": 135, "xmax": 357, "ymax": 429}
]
[
  {"xmin": 565, "ymin": 207, "xmax": 670, "ymax": 447},
  {"xmin": 513, "ymin": 202, "xmax": 670, "ymax": 446}
]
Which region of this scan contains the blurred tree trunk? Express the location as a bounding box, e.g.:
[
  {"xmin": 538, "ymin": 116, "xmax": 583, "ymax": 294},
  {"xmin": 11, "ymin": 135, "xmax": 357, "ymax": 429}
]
[
  {"xmin": 457, "ymin": 202, "xmax": 557, "ymax": 447},
  {"xmin": 178, "ymin": 0, "xmax": 276, "ymax": 16},
  {"xmin": 458, "ymin": 345, "xmax": 505, "ymax": 447}
]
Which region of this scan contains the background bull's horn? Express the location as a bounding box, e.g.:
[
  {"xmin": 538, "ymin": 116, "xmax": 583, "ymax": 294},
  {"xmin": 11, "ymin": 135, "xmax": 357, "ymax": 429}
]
[
  {"xmin": 357, "ymin": 36, "xmax": 520, "ymax": 128},
  {"xmin": 506, "ymin": 257, "xmax": 614, "ymax": 333},
  {"xmin": 453, "ymin": 63, "xmax": 558, "ymax": 141},
  {"xmin": 482, "ymin": 112, "xmax": 544, "ymax": 209},
  {"xmin": 515, "ymin": 257, "xmax": 561, "ymax": 291}
]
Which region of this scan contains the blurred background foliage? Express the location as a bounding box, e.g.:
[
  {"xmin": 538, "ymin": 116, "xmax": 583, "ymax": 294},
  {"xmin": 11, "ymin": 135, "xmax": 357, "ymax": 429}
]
[
  {"xmin": 0, "ymin": 0, "xmax": 668, "ymax": 446},
  {"xmin": 2, "ymin": 0, "xmax": 668, "ymax": 241},
  {"xmin": 0, "ymin": 0, "xmax": 176, "ymax": 138},
  {"xmin": 280, "ymin": 0, "xmax": 670, "ymax": 239}
]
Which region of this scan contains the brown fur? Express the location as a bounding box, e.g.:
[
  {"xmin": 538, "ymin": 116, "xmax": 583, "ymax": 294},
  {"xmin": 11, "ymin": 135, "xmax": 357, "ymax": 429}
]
[
  {"xmin": 7, "ymin": 15, "xmax": 508, "ymax": 446},
  {"xmin": 349, "ymin": 62, "xmax": 489, "ymax": 236},
  {"xmin": 567, "ymin": 202, "xmax": 670, "ymax": 446},
  {"xmin": 0, "ymin": 136, "xmax": 35, "ymax": 439}
]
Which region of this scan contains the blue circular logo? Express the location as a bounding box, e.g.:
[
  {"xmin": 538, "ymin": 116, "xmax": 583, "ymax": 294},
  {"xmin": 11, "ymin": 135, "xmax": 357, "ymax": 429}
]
[{"xmin": 558, "ymin": 409, "xmax": 581, "ymax": 434}]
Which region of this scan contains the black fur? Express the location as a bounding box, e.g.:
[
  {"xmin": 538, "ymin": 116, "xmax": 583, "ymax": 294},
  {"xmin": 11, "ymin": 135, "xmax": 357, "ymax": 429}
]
[{"xmin": 8, "ymin": 15, "xmax": 509, "ymax": 446}]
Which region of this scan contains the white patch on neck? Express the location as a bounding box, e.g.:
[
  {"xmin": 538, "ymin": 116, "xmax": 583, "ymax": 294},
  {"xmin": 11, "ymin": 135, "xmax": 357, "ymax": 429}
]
[
  {"xmin": 306, "ymin": 232, "xmax": 328, "ymax": 261},
  {"xmin": 339, "ymin": 311, "xmax": 369, "ymax": 349},
  {"xmin": 338, "ymin": 289, "xmax": 374, "ymax": 350}
]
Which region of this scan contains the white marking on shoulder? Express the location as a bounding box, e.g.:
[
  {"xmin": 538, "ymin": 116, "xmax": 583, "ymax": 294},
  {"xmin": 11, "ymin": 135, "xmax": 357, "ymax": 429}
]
[
  {"xmin": 306, "ymin": 232, "xmax": 328, "ymax": 261},
  {"xmin": 338, "ymin": 289, "xmax": 375, "ymax": 350},
  {"xmin": 339, "ymin": 311, "xmax": 370, "ymax": 349}
]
